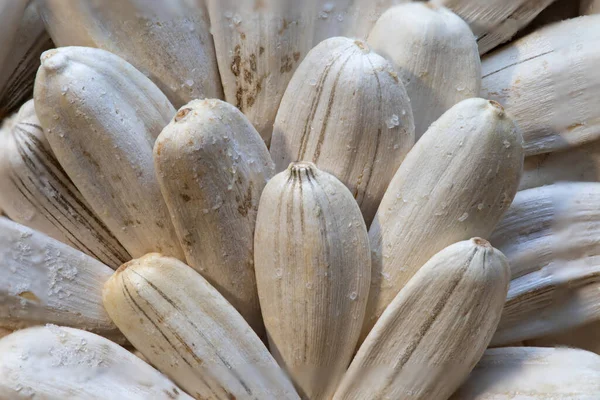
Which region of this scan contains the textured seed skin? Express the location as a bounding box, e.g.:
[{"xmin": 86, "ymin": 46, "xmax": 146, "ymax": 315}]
[
  {"xmin": 0, "ymin": 1, "xmax": 54, "ymax": 119},
  {"xmin": 271, "ymin": 37, "xmax": 414, "ymax": 226},
  {"xmin": 154, "ymin": 99, "xmax": 274, "ymax": 336},
  {"xmin": 0, "ymin": 217, "xmax": 123, "ymax": 342},
  {"xmin": 526, "ymin": 321, "xmax": 600, "ymax": 355},
  {"xmin": 450, "ymin": 347, "xmax": 600, "ymax": 399},
  {"xmin": 490, "ymin": 182, "xmax": 600, "ymax": 346},
  {"xmin": 0, "ymin": 326, "xmax": 191, "ymax": 400},
  {"xmin": 335, "ymin": 239, "xmax": 510, "ymax": 400},
  {"xmin": 207, "ymin": 0, "xmax": 317, "ymax": 144},
  {"xmin": 582, "ymin": 0, "xmax": 600, "ymax": 14},
  {"xmin": 431, "ymin": 0, "xmax": 556, "ymax": 54},
  {"xmin": 368, "ymin": 3, "xmax": 481, "ymax": 139},
  {"xmin": 103, "ymin": 254, "xmax": 300, "ymax": 400},
  {"xmin": 254, "ymin": 162, "xmax": 371, "ymax": 400},
  {"xmin": 38, "ymin": 0, "xmax": 222, "ymax": 107},
  {"xmin": 364, "ymin": 98, "xmax": 523, "ymax": 340},
  {"xmin": 34, "ymin": 46, "xmax": 183, "ymax": 260},
  {"xmin": 0, "ymin": 0, "xmax": 28, "ymax": 84},
  {"xmin": 343, "ymin": 0, "xmax": 412, "ymax": 39},
  {"xmin": 519, "ymin": 141, "xmax": 600, "ymax": 191},
  {"xmin": 0, "ymin": 100, "xmax": 130, "ymax": 268},
  {"xmin": 482, "ymin": 15, "xmax": 600, "ymax": 156}
]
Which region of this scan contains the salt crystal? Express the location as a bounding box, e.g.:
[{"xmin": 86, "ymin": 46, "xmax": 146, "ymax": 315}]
[{"xmin": 386, "ymin": 114, "xmax": 400, "ymax": 129}]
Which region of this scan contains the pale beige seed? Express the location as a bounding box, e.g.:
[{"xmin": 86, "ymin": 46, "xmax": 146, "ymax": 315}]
[
  {"xmin": 254, "ymin": 162, "xmax": 370, "ymax": 400},
  {"xmin": 431, "ymin": 0, "xmax": 555, "ymax": 55},
  {"xmin": 494, "ymin": 266, "xmax": 600, "ymax": 347},
  {"xmin": 482, "ymin": 15, "xmax": 600, "ymax": 156},
  {"xmin": 368, "ymin": 3, "xmax": 481, "ymax": 139},
  {"xmin": 34, "ymin": 46, "xmax": 183, "ymax": 260},
  {"xmin": 207, "ymin": 0, "xmax": 317, "ymax": 144},
  {"xmin": 582, "ymin": 0, "xmax": 600, "ymax": 15},
  {"xmin": 490, "ymin": 183, "xmax": 600, "ymax": 279},
  {"xmin": 364, "ymin": 98, "xmax": 523, "ymax": 340},
  {"xmin": 154, "ymin": 99, "xmax": 274, "ymax": 336},
  {"xmin": 490, "ymin": 182, "xmax": 600, "ymax": 345},
  {"xmin": 38, "ymin": 0, "xmax": 222, "ymax": 107},
  {"xmin": 0, "ymin": 0, "xmax": 28, "ymax": 81},
  {"xmin": 0, "ymin": 100, "xmax": 130, "ymax": 268},
  {"xmin": 271, "ymin": 37, "xmax": 414, "ymax": 226},
  {"xmin": 519, "ymin": 141, "xmax": 600, "ymax": 190},
  {"xmin": 0, "ymin": 217, "xmax": 123, "ymax": 342},
  {"xmin": 0, "ymin": 326, "xmax": 191, "ymax": 400},
  {"xmin": 312, "ymin": 0, "xmax": 353, "ymax": 45},
  {"xmin": 450, "ymin": 347, "xmax": 600, "ymax": 399},
  {"xmin": 0, "ymin": 1, "xmax": 53, "ymax": 119},
  {"xmin": 103, "ymin": 253, "xmax": 300, "ymax": 400},
  {"xmin": 343, "ymin": 0, "xmax": 411, "ymax": 39},
  {"xmin": 526, "ymin": 321, "xmax": 600, "ymax": 356},
  {"xmin": 335, "ymin": 239, "xmax": 510, "ymax": 400}
]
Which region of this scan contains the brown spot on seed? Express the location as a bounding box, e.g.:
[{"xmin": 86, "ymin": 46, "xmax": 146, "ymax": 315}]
[
  {"xmin": 259, "ymin": 46, "xmax": 265, "ymax": 55},
  {"xmin": 82, "ymin": 151, "xmax": 100, "ymax": 168},
  {"xmin": 243, "ymin": 69, "xmax": 253, "ymax": 84},
  {"xmin": 231, "ymin": 45, "xmax": 242, "ymax": 77},
  {"xmin": 18, "ymin": 291, "xmax": 40, "ymax": 303},
  {"xmin": 174, "ymin": 108, "xmax": 191, "ymax": 122},
  {"xmin": 181, "ymin": 193, "xmax": 191, "ymax": 202},
  {"xmin": 240, "ymin": 32, "xmax": 246, "ymax": 40},
  {"xmin": 567, "ymin": 122, "xmax": 586, "ymax": 131},
  {"xmin": 235, "ymin": 87, "xmax": 244, "ymax": 110},
  {"xmin": 293, "ymin": 52, "xmax": 300, "ymax": 62},
  {"xmin": 280, "ymin": 55, "xmax": 293, "ymax": 73},
  {"xmin": 278, "ymin": 18, "xmax": 289, "ymax": 35},
  {"xmin": 249, "ymin": 54, "xmax": 257, "ymax": 72},
  {"xmin": 238, "ymin": 183, "xmax": 254, "ymax": 217}
]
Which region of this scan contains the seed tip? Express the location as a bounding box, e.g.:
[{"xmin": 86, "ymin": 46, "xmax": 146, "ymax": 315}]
[
  {"xmin": 174, "ymin": 108, "xmax": 192, "ymax": 122},
  {"xmin": 472, "ymin": 237, "xmax": 491, "ymax": 248},
  {"xmin": 40, "ymin": 49, "xmax": 68, "ymax": 72},
  {"xmin": 488, "ymin": 100, "xmax": 505, "ymax": 117}
]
